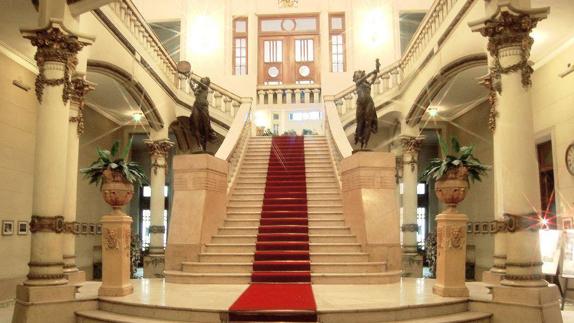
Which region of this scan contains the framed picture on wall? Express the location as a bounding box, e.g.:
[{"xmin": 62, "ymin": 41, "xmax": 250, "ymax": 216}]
[
  {"xmin": 17, "ymin": 221, "xmax": 28, "ymax": 235},
  {"xmin": 481, "ymin": 222, "xmax": 489, "ymax": 234},
  {"xmin": 89, "ymin": 224, "xmax": 96, "ymax": 235},
  {"xmin": 96, "ymin": 224, "xmax": 102, "ymax": 235},
  {"xmin": 473, "ymin": 223, "xmax": 481, "ymax": 234},
  {"xmin": 489, "ymin": 221, "xmax": 497, "ymax": 233},
  {"xmin": 2, "ymin": 220, "xmax": 14, "ymax": 236},
  {"xmin": 81, "ymin": 223, "xmax": 89, "ymax": 235},
  {"xmin": 564, "ymin": 217, "xmax": 573, "ymax": 230}
]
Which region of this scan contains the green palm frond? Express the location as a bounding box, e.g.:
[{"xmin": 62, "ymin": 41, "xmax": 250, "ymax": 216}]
[{"xmin": 80, "ymin": 138, "xmax": 148, "ymax": 188}]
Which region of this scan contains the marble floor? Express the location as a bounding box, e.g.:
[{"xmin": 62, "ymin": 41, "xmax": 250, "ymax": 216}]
[{"xmin": 1, "ymin": 279, "xmax": 573, "ymax": 322}]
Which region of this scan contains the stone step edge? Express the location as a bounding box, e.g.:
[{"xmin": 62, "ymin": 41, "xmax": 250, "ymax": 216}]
[
  {"xmin": 75, "ymin": 310, "xmax": 190, "ymax": 323},
  {"xmin": 181, "ymin": 261, "xmax": 386, "ymax": 266},
  {"xmin": 164, "ymin": 271, "xmax": 398, "ymax": 277}
]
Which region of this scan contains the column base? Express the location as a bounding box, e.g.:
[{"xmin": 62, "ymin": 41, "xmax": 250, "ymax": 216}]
[
  {"xmin": 432, "ymin": 283, "xmax": 469, "ymax": 298},
  {"xmin": 501, "ymin": 278, "xmax": 548, "ymax": 288},
  {"xmin": 143, "ymin": 254, "xmax": 165, "ymax": 278},
  {"xmin": 482, "ymin": 270, "xmax": 504, "ymax": 285},
  {"xmin": 401, "ymin": 253, "xmax": 423, "ymax": 277},
  {"xmin": 16, "ymin": 284, "xmax": 76, "ymax": 303},
  {"xmin": 11, "ymin": 296, "xmax": 97, "ymax": 323},
  {"xmin": 64, "ymin": 270, "xmax": 85, "ymax": 285},
  {"xmin": 98, "ymin": 283, "xmax": 134, "ymax": 297},
  {"xmin": 484, "ymin": 285, "xmax": 563, "ymax": 323}
]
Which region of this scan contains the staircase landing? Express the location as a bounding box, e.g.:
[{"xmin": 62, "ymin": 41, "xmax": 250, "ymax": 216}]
[{"xmin": 75, "ymin": 279, "xmax": 493, "ymax": 323}]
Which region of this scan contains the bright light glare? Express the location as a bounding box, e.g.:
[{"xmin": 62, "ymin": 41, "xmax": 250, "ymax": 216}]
[
  {"xmin": 362, "ymin": 10, "xmax": 389, "ymax": 47},
  {"xmin": 132, "ymin": 112, "xmax": 144, "ymax": 122},
  {"xmin": 188, "ymin": 15, "xmax": 219, "ymax": 55},
  {"xmin": 427, "ymin": 106, "xmax": 439, "ymax": 117},
  {"xmin": 254, "ymin": 111, "xmax": 267, "ymax": 127}
]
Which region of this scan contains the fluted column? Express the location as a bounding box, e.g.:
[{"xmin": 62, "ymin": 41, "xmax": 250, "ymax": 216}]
[
  {"xmin": 21, "ymin": 22, "xmax": 92, "ymax": 288},
  {"xmin": 400, "ymin": 134, "xmax": 424, "ymax": 277},
  {"xmin": 471, "ymin": 3, "xmax": 549, "ymax": 288},
  {"xmin": 143, "ymin": 138, "xmax": 174, "ymax": 278},
  {"xmin": 63, "ymin": 74, "xmax": 94, "ymax": 284}
]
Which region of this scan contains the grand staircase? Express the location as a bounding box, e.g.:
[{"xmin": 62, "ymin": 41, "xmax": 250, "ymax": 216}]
[{"xmin": 165, "ymin": 135, "xmax": 398, "ymax": 284}]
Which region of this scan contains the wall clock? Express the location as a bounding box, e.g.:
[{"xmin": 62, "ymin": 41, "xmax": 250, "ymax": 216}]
[{"xmin": 567, "ymin": 143, "xmax": 574, "ymax": 175}]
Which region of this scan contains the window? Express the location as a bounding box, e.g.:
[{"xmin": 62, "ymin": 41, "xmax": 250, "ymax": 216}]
[
  {"xmin": 399, "ymin": 12, "xmax": 426, "ymax": 54},
  {"xmin": 288, "ymin": 111, "xmax": 321, "ymax": 121},
  {"xmin": 233, "ymin": 17, "xmax": 248, "ymax": 75},
  {"xmin": 329, "ymin": 14, "xmax": 346, "ymax": 72},
  {"xmin": 149, "ymin": 20, "xmax": 181, "ymax": 63}
]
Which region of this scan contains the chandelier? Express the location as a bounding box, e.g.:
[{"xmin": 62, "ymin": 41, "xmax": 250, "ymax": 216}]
[{"xmin": 279, "ymin": 0, "xmax": 298, "ymax": 8}]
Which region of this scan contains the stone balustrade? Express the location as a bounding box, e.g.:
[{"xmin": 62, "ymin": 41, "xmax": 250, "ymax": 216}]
[
  {"xmin": 333, "ymin": 0, "xmax": 464, "ymax": 119},
  {"xmin": 257, "ymin": 85, "xmax": 321, "ymax": 105},
  {"xmin": 107, "ymin": 0, "xmax": 245, "ymax": 122}
]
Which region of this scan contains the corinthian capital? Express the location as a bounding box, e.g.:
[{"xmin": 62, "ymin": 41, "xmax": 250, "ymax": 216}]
[
  {"xmin": 144, "ymin": 139, "xmax": 175, "ymax": 159},
  {"xmin": 400, "ymin": 135, "xmax": 424, "ymax": 154},
  {"xmin": 21, "ymin": 20, "xmax": 94, "ymax": 103}
]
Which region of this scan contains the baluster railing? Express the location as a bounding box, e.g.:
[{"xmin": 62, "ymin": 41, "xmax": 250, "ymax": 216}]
[{"xmin": 257, "ymin": 84, "xmax": 321, "ymax": 105}]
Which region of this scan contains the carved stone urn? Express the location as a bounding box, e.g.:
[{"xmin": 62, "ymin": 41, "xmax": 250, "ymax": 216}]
[
  {"xmin": 434, "ymin": 166, "xmax": 469, "ymax": 213},
  {"xmin": 101, "ymin": 169, "xmax": 134, "ymax": 210}
]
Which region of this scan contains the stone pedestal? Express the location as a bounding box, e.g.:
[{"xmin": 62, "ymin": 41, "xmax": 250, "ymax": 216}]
[
  {"xmin": 99, "ymin": 212, "xmax": 133, "ymax": 297},
  {"xmin": 340, "ymin": 152, "xmax": 401, "ymax": 274},
  {"xmin": 433, "ymin": 213, "xmax": 469, "ymax": 297},
  {"xmin": 165, "ymin": 154, "xmax": 228, "ymax": 273}
]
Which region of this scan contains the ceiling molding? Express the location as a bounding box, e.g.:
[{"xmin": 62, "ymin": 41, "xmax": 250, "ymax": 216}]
[
  {"xmin": 0, "ymin": 40, "xmax": 38, "ymax": 74},
  {"xmin": 85, "ymin": 102, "xmax": 125, "ymax": 125},
  {"xmin": 533, "ymin": 36, "xmax": 574, "ymax": 71}
]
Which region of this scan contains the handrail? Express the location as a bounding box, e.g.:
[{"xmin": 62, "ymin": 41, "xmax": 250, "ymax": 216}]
[
  {"xmin": 323, "ymin": 96, "xmax": 353, "ymax": 159},
  {"xmin": 107, "ymin": 0, "xmax": 247, "ymax": 117},
  {"xmin": 333, "ymin": 0, "xmax": 463, "ymax": 101}
]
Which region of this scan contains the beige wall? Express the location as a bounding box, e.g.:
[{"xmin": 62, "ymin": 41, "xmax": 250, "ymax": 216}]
[
  {"xmin": 531, "ymin": 42, "xmax": 574, "ymax": 225},
  {"xmin": 156, "ymin": 0, "xmax": 432, "ymax": 97},
  {"xmin": 76, "ymin": 108, "xmax": 125, "ymax": 279},
  {"xmin": 0, "ymin": 52, "xmax": 36, "ymax": 302}
]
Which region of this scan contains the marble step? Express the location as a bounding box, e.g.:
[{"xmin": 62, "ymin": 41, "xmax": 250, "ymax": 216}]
[
  {"xmin": 237, "ymin": 173, "xmax": 337, "ymax": 180},
  {"xmin": 202, "ymin": 243, "xmax": 362, "ymax": 253},
  {"xmin": 235, "ymin": 177, "xmax": 338, "ymax": 184},
  {"xmin": 211, "ymin": 234, "xmax": 357, "ymax": 243},
  {"xmin": 232, "ymin": 185, "xmax": 340, "ymax": 193},
  {"xmin": 225, "ymin": 213, "xmax": 344, "ymax": 220},
  {"xmin": 227, "ymin": 199, "xmax": 342, "ymax": 207},
  {"xmin": 77, "ymin": 300, "xmax": 221, "ymax": 322},
  {"xmin": 218, "ymin": 226, "xmax": 350, "ymax": 235},
  {"xmin": 198, "ymin": 252, "xmax": 368, "ymax": 263},
  {"xmin": 398, "ymin": 312, "xmax": 492, "ymax": 323},
  {"xmin": 229, "ymin": 193, "xmax": 342, "ymax": 201},
  {"xmin": 227, "ymin": 206, "xmax": 342, "ymax": 213},
  {"xmin": 164, "ymin": 271, "xmax": 399, "ymax": 284},
  {"xmin": 239, "ymin": 168, "xmax": 334, "ymax": 174},
  {"xmin": 181, "ymin": 261, "xmax": 386, "ymax": 274},
  {"xmin": 222, "ymin": 219, "xmax": 345, "ymax": 227}
]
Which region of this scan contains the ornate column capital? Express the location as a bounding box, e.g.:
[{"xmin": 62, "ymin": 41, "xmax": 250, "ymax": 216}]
[
  {"xmin": 400, "ymin": 135, "xmax": 424, "ymax": 172},
  {"xmin": 144, "ymin": 139, "xmax": 175, "ymax": 175},
  {"xmin": 69, "ymin": 75, "xmax": 96, "ymax": 135},
  {"xmin": 21, "ymin": 21, "xmax": 93, "ymax": 104},
  {"xmin": 470, "ymin": 6, "xmax": 549, "ymax": 90}
]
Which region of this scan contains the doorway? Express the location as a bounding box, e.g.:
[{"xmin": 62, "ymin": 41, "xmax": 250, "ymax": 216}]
[{"xmin": 258, "ymin": 15, "xmax": 320, "ymax": 85}]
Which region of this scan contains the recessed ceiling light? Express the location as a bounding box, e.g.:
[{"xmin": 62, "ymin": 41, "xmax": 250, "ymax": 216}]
[
  {"xmin": 132, "ymin": 112, "xmax": 144, "ymax": 122},
  {"xmin": 427, "ymin": 106, "xmax": 439, "ymax": 117}
]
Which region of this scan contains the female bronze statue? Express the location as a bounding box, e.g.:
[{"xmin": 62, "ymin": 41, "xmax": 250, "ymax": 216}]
[
  {"xmin": 353, "ymin": 59, "xmax": 380, "ymax": 150},
  {"xmin": 189, "ymin": 77, "xmax": 216, "ymax": 152}
]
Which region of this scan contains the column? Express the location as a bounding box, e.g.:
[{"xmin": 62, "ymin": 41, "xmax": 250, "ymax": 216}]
[
  {"xmin": 20, "ymin": 22, "xmax": 92, "ymax": 295},
  {"xmin": 400, "ymin": 133, "xmax": 424, "ymax": 277},
  {"xmin": 470, "ymin": 3, "xmax": 562, "ymax": 322},
  {"xmin": 143, "ymin": 138, "xmax": 174, "ymax": 278},
  {"xmin": 63, "ymin": 74, "xmax": 95, "ymax": 284}
]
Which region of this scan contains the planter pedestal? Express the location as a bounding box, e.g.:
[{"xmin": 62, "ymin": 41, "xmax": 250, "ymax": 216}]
[
  {"xmin": 99, "ymin": 211, "xmax": 133, "ymax": 297},
  {"xmin": 433, "ymin": 212, "xmax": 469, "ymax": 297}
]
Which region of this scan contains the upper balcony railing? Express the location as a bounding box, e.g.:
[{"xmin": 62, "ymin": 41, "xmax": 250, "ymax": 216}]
[
  {"xmin": 333, "ymin": 0, "xmax": 466, "ymax": 118},
  {"xmin": 256, "ymin": 84, "xmax": 322, "ymax": 106},
  {"xmin": 107, "ymin": 0, "xmax": 246, "ymax": 122}
]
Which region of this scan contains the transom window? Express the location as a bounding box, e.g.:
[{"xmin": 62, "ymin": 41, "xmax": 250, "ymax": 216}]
[{"xmin": 233, "ymin": 17, "xmax": 248, "ymax": 75}]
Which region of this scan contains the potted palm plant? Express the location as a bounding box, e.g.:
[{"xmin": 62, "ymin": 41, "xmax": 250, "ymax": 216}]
[
  {"xmin": 420, "ymin": 136, "xmax": 489, "ymax": 212},
  {"xmin": 81, "ymin": 138, "xmax": 148, "ymax": 209}
]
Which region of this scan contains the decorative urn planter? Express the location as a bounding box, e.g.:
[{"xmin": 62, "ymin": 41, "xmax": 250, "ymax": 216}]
[
  {"xmin": 434, "ymin": 166, "xmax": 469, "ymax": 213},
  {"xmin": 101, "ymin": 169, "xmax": 134, "ymax": 210}
]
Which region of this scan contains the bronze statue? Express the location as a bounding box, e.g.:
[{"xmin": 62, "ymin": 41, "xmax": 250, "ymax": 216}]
[
  {"xmin": 189, "ymin": 77, "xmax": 216, "ymax": 152},
  {"xmin": 353, "ymin": 59, "xmax": 380, "ymax": 150}
]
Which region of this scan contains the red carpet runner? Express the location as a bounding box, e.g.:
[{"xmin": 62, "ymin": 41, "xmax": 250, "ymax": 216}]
[{"xmin": 229, "ymin": 136, "xmax": 317, "ymax": 322}]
